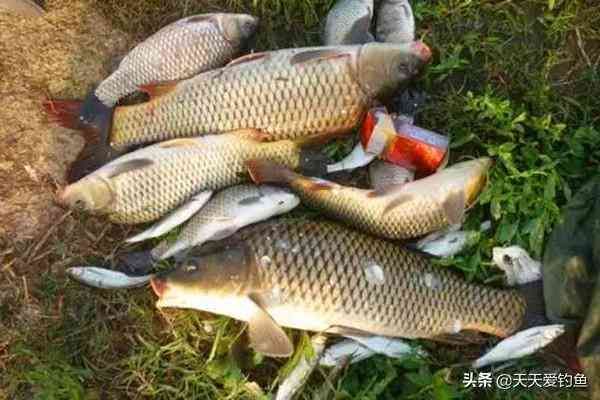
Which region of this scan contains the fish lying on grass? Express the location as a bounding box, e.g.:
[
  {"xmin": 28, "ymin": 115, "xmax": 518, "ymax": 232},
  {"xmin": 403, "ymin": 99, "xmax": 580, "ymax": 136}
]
[
  {"xmin": 58, "ymin": 133, "xmax": 321, "ymax": 224},
  {"xmin": 320, "ymin": 336, "xmax": 422, "ymax": 367},
  {"xmin": 151, "ymin": 219, "xmax": 545, "ymax": 357},
  {"xmin": 375, "ymin": 0, "xmax": 415, "ymax": 44},
  {"xmin": 472, "ymin": 325, "xmax": 565, "ymax": 368},
  {"xmin": 246, "ymin": 158, "xmax": 492, "ymax": 240},
  {"xmin": 45, "ymin": 41, "xmax": 431, "ymax": 181},
  {"xmin": 128, "ymin": 184, "xmax": 300, "ymax": 260},
  {"xmin": 416, "ymin": 221, "xmax": 492, "ymax": 258},
  {"xmin": 67, "ymin": 267, "xmax": 152, "ymax": 289},
  {"xmin": 322, "ymin": 0, "xmax": 374, "ymax": 45},
  {"xmin": 0, "ymin": 0, "xmax": 44, "ymax": 16},
  {"xmin": 94, "ymin": 13, "xmax": 259, "ymax": 107}
]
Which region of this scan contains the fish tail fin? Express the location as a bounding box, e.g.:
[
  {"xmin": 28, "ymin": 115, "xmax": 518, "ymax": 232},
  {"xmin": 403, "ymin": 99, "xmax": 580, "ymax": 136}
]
[
  {"xmin": 246, "ymin": 159, "xmax": 298, "ymax": 185},
  {"xmin": 517, "ymin": 281, "xmax": 549, "ymax": 330},
  {"xmin": 43, "ymin": 90, "xmax": 117, "ymax": 182}
]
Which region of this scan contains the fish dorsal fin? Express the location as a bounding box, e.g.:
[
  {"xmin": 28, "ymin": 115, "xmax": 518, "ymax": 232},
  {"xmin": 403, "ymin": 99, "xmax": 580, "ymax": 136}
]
[
  {"xmin": 441, "ymin": 190, "xmax": 466, "ymax": 225},
  {"xmin": 226, "ymin": 52, "xmax": 269, "ymax": 68},
  {"xmin": 139, "ymin": 81, "xmax": 178, "ymax": 100},
  {"xmin": 246, "ymin": 293, "xmax": 293, "ymax": 357},
  {"xmin": 290, "ymin": 49, "xmax": 351, "ymax": 66},
  {"xmin": 158, "ymin": 138, "xmax": 203, "ymax": 149},
  {"xmin": 104, "ymin": 159, "xmax": 154, "ymax": 179}
]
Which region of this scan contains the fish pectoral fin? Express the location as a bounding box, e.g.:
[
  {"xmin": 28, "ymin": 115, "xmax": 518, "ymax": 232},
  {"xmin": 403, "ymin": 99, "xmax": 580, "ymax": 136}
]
[
  {"xmin": 158, "ymin": 138, "xmax": 203, "ymax": 149},
  {"xmin": 139, "ymin": 81, "xmax": 178, "ymax": 99},
  {"xmin": 290, "ymin": 49, "xmax": 351, "ymax": 66},
  {"xmin": 126, "ymin": 191, "xmax": 213, "ymax": 243},
  {"xmin": 247, "ymin": 294, "xmax": 293, "ymax": 357},
  {"xmin": 104, "ymin": 159, "xmax": 154, "ymax": 179},
  {"xmin": 226, "ymin": 52, "xmax": 269, "ymax": 68},
  {"xmin": 440, "ymin": 190, "xmax": 466, "ymax": 225},
  {"xmin": 228, "ymin": 128, "xmax": 270, "ymax": 142}
]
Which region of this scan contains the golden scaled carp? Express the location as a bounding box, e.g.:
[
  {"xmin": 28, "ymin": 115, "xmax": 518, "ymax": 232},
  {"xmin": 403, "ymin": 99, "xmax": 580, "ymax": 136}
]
[
  {"xmin": 95, "ymin": 13, "xmax": 259, "ymax": 107},
  {"xmin": 58, "ymin": 132, "xmax": 321, "ymax": 224},
  {"xmin": 45, "ymin": 41, "xmax": 431, "ymax": 182},
  {"xmin": 150, "ymin": 219, "xmax": 541, "ymax": 357},
  {"xmin": 246, "ymin": 158, "xmax": 492, "ymax": 240}
]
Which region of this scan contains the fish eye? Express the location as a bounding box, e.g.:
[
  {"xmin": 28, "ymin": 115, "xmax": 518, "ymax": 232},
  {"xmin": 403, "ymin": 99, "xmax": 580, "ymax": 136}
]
[{"xmin": 502, "ymin": 254, "xmax": 513, "ymax": 266}]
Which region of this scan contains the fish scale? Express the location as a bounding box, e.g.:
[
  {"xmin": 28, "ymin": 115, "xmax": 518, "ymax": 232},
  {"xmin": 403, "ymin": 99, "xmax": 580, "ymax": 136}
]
[
  {"xmin": 238, "ymin": 220, "xmax": 526, "ymax": 339},
  {"xmin": 110, "ymin": 46, "xmax": 371, "ymax": 147},
  {"xmin": 77, "ymin": 135, "xmax": 302, "ymax": 224},
  {"xmin": 95, "ymin": 14, "xmax": 251, "ymax": 107}
]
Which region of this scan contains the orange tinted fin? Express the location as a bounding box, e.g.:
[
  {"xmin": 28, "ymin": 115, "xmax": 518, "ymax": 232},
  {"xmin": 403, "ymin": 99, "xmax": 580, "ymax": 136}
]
[
  {"xmin": 305, "ymin": 178, "xmax": 335, "ymax": 191},
  {"xmin": 44, "ymin": 90, "xmax": 117, "ymax": 182},
  {"xmin": 139, "ymin": 81, "xmax": 178, "ymax": 100},
  {"xmin": 290, "ymin": 49, "xmax": 351, "ymax": 66},
  {"xmin": 245, "ymin": 159, "xmax": 298, "ymax": 185},
  {"xmin": 226, "ymin": 52, "xmax": 268, "ymax": 68}
]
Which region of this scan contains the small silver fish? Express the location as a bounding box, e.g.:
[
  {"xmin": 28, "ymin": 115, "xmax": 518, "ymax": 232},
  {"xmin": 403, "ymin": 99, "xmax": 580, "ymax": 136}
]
[
  {"xmin": 375, "ymin": 0, "xmax": 415, "ymax": 44},
  {"xmin": 154, "ymin": 185, "xmax": 300, "ymax": 260},
  {"xmin": 95, "ymin": 13, "xmax": 259, "ymax": 106},
  {"xmin": 320, "ymin": 336, "xmax": 420, "ymax": 367},
  {"xmin": 67, "ymin": 267, "xmax": 152, "ymax": 289},
  {"xmin": 472, "ymin": 325, "xmax": 565, "ymax": 368},
  {"xmin": 322, "ymin": 0, "xmax": 374, "ymax": 45}
]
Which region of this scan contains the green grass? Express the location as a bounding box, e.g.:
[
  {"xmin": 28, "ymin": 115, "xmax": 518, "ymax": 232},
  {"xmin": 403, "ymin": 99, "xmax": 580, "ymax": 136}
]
[{"xmin": 2, "ymin": 0, "xmax": 599, "ymax": 399}]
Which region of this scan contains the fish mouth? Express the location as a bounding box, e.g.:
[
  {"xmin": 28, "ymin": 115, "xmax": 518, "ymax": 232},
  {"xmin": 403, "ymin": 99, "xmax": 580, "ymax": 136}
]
[
  {"xmin": 411, "ymin": 41, "xmax": 432, "ymax": 63},
  {"xmin": 150, "ymin": 277, "xmax": 167, "ymax": 299}
]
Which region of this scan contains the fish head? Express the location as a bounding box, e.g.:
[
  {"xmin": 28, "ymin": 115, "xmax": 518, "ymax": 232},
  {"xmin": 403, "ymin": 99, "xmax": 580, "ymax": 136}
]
[
  {"xmin": 151, "ymin": 243, "xmax": 252, "ymax": 307},
  {"xmin": 57, "ymin": 176, "xmax": 113, "ymax": 212},
  {"xmin": 218, "ymin": 14, "xmax": 259, "ymax": 47},
  {"xmin": 357, "ymin": 41, "xmax": 431, "ymax": 98},
  {"xmin": 257, "ymin": 186, "xmax": 300, "ymax": 214}
]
